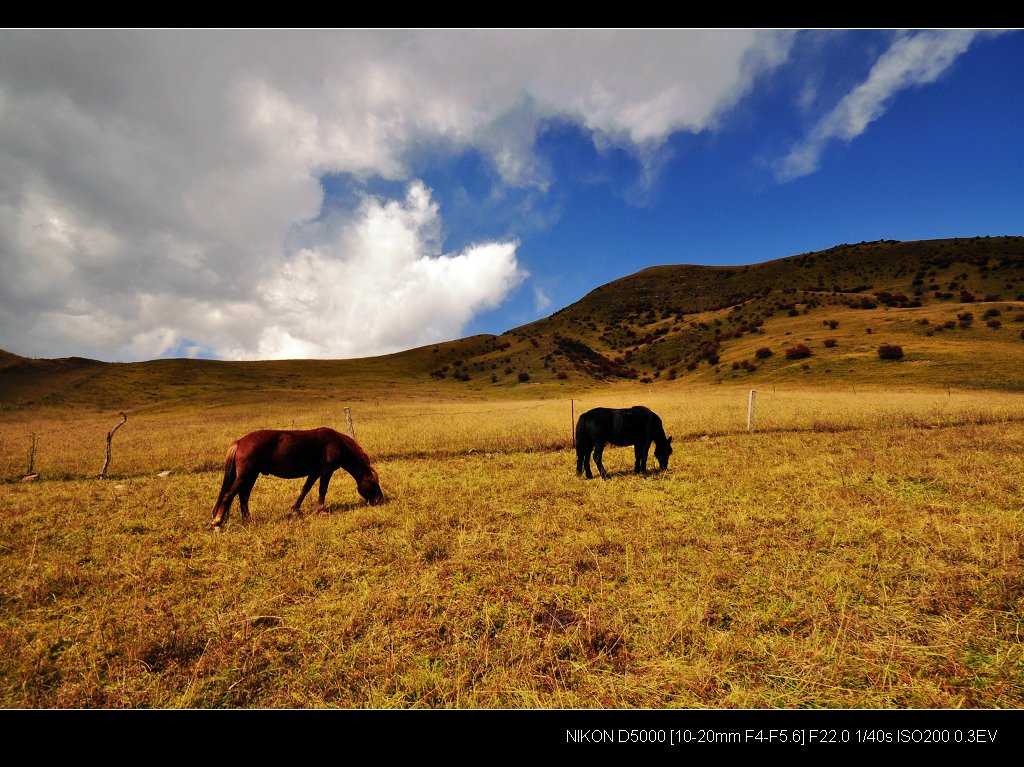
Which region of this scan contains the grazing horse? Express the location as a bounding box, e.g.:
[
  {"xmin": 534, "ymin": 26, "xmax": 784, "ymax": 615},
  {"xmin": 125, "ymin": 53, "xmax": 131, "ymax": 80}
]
[
  {"xmin": 209, "ymin": 427, "xmax": 385, "ymax": 529},
  {"xmin": 575, "ymin": 406, "xmax": 673, "ymax": 480}
]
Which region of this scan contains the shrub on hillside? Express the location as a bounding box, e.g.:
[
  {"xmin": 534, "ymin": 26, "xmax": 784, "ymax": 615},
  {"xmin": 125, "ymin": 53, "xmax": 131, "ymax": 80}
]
[
  {"xmin": 823, "ymin": 338, "xmax": 837, "ymax": 348},
  {"xmin": 785, "ymin": 344, "xmax": 812, "ymax": 360},
  {"xmin": 755, "ymin": 347, "xmax": 773, "ymax": 359},
  {"xmin": 877, "ymin": 344, "xmax": 904, "ymax": 360},
  {"xmin": 517, "ymin": 372, "xmax": 530, "ymax": 382}
]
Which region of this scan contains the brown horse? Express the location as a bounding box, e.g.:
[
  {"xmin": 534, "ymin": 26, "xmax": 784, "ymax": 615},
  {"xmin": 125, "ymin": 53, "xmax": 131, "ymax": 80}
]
[{"xmin": 209, "ymin": 427, "xmax": 385, "ymax": 529}]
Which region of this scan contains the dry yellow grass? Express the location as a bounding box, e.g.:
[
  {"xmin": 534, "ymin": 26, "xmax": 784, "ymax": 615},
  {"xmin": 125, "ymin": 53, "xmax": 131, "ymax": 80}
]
[
  {"xmin": 5, "ymin": 385, "xmax": 1024, "ymax": 479},
  {"xmin": 2, "ymin": 384, "xmax": 1023, "ymax": 708}
]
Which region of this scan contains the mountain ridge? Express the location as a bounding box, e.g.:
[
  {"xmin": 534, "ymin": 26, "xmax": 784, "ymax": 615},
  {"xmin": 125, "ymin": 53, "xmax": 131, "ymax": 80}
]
[{"xmin": 3, "ymin": 235, "xmax": 1024, "ymax": 409}]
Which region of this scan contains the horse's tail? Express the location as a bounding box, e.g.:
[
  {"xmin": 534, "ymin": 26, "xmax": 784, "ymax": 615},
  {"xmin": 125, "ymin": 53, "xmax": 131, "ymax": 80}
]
[
  {"xmin": 575, "ymin": 416, "xmax": 591, "ymax": 474},
  {"xmin": 219, "ymin": 443, "xmax": 238, "ymax": 495},
  {"xmin": 210, "ymin": 443, "xmax": 238, "ymax": 526},
  {"xmin": 574, "ymin": 416, "xmax": 586, "ymax": 454}
]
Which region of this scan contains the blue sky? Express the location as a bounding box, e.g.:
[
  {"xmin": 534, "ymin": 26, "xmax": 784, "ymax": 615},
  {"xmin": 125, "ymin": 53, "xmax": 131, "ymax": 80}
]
[{"xmin": 0, "ymin": 29, "xmax": 1020, "ymax": 362}]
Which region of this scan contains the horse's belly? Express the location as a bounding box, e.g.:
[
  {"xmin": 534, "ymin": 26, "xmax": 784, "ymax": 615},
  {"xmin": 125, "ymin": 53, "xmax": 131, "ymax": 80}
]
[{"xmin": 263, "ymin": 468, "xmax": 317, "ymax": 479}]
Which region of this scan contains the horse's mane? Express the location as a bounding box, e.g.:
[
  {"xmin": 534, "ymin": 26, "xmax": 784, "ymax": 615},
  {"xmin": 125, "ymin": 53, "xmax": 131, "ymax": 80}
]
[{"xmin": 338, "ymin": 431, "xmax": 374, "ymax": 469}]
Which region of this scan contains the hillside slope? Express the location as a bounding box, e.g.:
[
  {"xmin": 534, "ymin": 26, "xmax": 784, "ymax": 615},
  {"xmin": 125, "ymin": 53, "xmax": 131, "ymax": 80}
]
[
  {"xmin": 3, "ymin": 236, "xmax": 1024, "ymax": 409},
  {"xmin": 439, "ymin": 235, "xmax": 1024, "ymax": 392}
]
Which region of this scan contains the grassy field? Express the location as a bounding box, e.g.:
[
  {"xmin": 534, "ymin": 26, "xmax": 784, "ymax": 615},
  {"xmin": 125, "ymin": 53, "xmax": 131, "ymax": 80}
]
[{"xmin": 2, "ymin": 383, "xmax": 1023, "ymax": 708}]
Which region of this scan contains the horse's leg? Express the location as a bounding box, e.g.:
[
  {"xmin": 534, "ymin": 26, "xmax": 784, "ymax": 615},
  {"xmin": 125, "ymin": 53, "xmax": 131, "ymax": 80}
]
[
  {"xmin": 237, "ymin": 475, "xmax": 258, "ymax": 525},
  {"xmin": 316, "ymin": 471, "xmax": 333, "ymax": 513},
  {"xmin": 291, "ymin": 474, "xmax": 318, "ymax": 516},
  {"xmin": 594, "ymin": 441, "xmax": 609, "ymax": 480},
  {"xmin": 210, "ymin": 475, "xmax": 245, "ymax": 529},
  {"xmin": 634, "ymin": 440, "xmax": 651, "ymax": 474},
  {"xmin": 579, "ymin": 440, "xmax": 595, "ymax": 479}
]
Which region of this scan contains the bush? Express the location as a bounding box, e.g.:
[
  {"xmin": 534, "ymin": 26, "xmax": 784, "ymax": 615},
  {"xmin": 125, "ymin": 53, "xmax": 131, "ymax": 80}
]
[
  {"xmin": 755, "ymin": 347, "xmax": 773, "ymax": 359},
  {"xmin": 556, "ymin": 371, "xmax": 569, "ymax": 380},
  {"xmin": 877, "ymin": 344, "xmax": 904, "ymax": 360},
  {"xmin": 823, "ymin": 338, "xmax": 837, "ymax": 348},
  {"xmin": 517, "ymin": 372, "xmax": 530, "ymax": 382},
  {"xmin": 785, "ymin": 344, "xmax": 812, "ymax": 359}
]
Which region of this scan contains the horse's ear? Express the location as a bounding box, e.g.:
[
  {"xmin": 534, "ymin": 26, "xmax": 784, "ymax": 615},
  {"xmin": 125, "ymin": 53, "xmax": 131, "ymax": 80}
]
[{"xmin": 668, "ymin": 436, "xmax": 673, "ymax": 444}]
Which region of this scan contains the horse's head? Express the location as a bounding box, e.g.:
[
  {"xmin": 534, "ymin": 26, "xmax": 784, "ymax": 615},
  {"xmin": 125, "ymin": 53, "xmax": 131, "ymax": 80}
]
[
  {"xmin": 654, "ymin": 436, "xmax": 673, "ymax": 471},
  {"xmin": 358, "ymin": 469, "xmax": 386, "ymax": 505}
]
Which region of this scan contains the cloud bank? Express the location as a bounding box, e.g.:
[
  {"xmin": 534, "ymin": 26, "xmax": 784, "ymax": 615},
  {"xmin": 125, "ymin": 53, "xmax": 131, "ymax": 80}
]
[{"xmin": 1, "ymin": 30, "xmax": 987, "ymax": 361}]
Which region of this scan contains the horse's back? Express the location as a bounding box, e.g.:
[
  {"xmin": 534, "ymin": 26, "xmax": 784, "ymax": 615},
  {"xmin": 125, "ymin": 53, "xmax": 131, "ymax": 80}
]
[
  {"xmin": 234, "ymin": 427, "xmax": 347, "ymax": 478},
  {"xmin": 577, "ymin": 406, "xmax": 660, "ymax": 446}
]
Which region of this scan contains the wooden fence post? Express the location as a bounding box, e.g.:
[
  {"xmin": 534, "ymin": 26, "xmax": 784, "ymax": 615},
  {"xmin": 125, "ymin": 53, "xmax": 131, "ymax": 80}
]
[
  {"xmin": 344, "ymin": 407, "xmax": 355, "ymax": 438},
  {"xmin": 747, "ymin": 390, "xmax": 757, "ymax": 433},
  {"xmin": 100, "ymin": 413, "xmax": 127, "ymax": 478},
  {"xmin": 28, "ymin": 432, "xmax": 36, "ymax": 475}
]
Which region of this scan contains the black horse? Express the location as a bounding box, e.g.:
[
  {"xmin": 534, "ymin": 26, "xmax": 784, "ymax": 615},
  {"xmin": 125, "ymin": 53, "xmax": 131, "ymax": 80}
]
[{"xmin": 575, "ymin": 406, "xmax": 673, "ymax": 479}]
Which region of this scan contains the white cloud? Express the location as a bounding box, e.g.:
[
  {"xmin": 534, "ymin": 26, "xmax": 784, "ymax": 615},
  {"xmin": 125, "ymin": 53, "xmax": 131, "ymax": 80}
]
[
  {"xmin": 242, "ymin": 183, "xmax": 525, "ymax": 360},
  {"xmin": 0, "ymin": 29, "xmax": 793, "ymax": 361},
  {"xmin": 776, "ymin": 29, "xmax": 1001, "ymax": 182},
  {"xmin": 533, "ymin": 286, "xmax": 553, "ymax": 313}
]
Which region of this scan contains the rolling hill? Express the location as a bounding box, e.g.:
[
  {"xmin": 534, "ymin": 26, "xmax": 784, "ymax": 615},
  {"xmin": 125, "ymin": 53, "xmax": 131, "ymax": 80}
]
[{"xmin": 3, "ymin": 235, "xmax": 1024, "ymax": 410}]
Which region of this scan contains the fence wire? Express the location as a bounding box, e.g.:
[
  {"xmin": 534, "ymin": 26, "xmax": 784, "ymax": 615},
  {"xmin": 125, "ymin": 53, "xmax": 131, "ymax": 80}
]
[{"xmin": 4, "ymin": 388, "xmax": 1024, "ymax": 481}]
